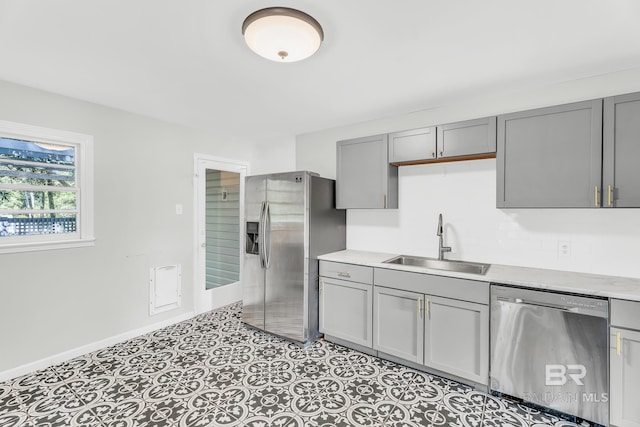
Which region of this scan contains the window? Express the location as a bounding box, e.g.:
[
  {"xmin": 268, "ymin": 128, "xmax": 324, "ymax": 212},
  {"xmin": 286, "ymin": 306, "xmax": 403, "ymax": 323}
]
[{"xmin": 0, "ymin": 120, "xmax": 94, "ymax": 253}]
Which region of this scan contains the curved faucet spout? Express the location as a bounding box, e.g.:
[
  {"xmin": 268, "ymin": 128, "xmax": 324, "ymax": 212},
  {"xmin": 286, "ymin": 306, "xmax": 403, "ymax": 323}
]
[{"xmin": 437, "ymin": 213, "xmax": 452, "ymax": 260}]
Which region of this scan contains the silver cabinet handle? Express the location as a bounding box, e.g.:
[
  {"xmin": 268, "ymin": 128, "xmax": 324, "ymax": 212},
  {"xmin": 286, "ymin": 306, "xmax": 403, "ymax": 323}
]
[{"xmin": 337, "ymin": 272, "xmax": 351, "ymax": 278}]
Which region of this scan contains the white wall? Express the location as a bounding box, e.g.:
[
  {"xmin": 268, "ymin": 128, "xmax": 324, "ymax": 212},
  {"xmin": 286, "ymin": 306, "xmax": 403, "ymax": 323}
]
[
  {"xmin": 249, "ymin": 139, "xmax": 295, "ymax": 175},
  {"xmin": 296, "ymin": 68, "xmax": 640, "ymax": 279},
  {"xmin": 0, "ymin": 80, "xmax": 294, "ymax": 373}
]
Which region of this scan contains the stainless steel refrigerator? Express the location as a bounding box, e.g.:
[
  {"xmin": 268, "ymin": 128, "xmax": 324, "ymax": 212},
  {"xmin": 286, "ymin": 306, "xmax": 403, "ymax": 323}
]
[{"xmin": 242, "ymin": 171, "xmax": 346, "ymax": 345}]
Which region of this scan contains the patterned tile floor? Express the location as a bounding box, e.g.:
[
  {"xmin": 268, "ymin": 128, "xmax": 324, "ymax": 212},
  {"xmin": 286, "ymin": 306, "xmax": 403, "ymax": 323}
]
[{"xmin": 0, "ymin": 302, "xmax": 578, "ymax": 427}]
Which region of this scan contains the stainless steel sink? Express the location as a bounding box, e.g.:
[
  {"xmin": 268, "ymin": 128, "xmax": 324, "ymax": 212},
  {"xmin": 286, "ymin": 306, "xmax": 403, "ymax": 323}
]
[{"xmin": 383, "ymin": 255, "xmax": 490, "ymax": 275}]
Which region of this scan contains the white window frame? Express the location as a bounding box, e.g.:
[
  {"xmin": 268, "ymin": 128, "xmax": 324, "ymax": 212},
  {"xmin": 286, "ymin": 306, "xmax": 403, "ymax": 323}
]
[{"xmin": 0, "ymin": 120, "xmax": 94, "ymax": 254}]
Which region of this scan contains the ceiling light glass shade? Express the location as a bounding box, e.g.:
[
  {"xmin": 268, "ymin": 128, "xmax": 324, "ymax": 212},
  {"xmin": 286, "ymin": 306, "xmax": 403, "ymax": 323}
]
[{"xmin": 242, "ymin": 7, "xmax": 324, "ymax": 62}]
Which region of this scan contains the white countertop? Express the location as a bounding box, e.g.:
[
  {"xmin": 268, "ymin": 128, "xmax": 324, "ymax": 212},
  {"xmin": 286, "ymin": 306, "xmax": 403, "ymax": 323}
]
[{"xmin": 318, "ymin": 250, "xmax": 640, "ymax": 302}]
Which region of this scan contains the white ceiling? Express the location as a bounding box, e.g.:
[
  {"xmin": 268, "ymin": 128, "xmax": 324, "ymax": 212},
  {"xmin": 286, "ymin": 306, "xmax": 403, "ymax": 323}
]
[{"xmin": 1, "ymin": 0, "xmax": 639, "ymax": 144}]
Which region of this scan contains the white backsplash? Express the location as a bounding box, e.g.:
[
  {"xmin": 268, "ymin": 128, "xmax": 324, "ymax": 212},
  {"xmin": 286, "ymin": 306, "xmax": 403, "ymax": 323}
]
[{"xmin": 346, "ymin": 159, "xmax": 640, "ymax": 279}]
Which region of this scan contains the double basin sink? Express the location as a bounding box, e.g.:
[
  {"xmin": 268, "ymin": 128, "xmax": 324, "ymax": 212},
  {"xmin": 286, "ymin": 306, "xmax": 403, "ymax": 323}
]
[{"xmin": 384, "ymin": 255, "xmax": 490, "ymax": 275}]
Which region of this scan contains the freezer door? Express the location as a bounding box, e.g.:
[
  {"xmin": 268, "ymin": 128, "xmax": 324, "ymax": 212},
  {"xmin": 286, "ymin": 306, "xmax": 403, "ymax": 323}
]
[
  {"xmin": 242, "ymin": 175, "xmax": 266, "ymax": 330},
  {"xmin": 264, "ymin": 172, "xmax": 307, "ymax": 342}
]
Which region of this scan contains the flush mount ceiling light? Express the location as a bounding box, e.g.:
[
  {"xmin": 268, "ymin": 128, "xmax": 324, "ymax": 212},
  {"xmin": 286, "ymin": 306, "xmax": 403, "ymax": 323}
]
[{"xmin": 242, "ymin": 7, "xmax": 324, "ymax": 62}]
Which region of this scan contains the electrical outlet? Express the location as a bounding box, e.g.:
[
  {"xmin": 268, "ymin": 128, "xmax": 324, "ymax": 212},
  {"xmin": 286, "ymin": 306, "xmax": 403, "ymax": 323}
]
[
  {"xmin": 558, "ymin": 240, "xmax": 571, "ymax": 258},
  {"xmin": 175, "ymin": 204, "xmax": 183, "ymax": 215}
]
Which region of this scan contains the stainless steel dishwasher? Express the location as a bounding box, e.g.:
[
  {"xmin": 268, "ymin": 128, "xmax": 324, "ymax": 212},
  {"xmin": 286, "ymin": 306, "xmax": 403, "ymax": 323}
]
[{"xmin": 490, "ymin": 285, "xmax": 608, "ymax": 426}]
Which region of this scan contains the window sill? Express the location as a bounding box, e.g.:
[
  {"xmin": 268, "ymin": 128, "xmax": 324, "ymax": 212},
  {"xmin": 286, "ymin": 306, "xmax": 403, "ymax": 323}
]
[{"xmin": 0, "ymin": 238, "xmax": 96, "ymax": 254}]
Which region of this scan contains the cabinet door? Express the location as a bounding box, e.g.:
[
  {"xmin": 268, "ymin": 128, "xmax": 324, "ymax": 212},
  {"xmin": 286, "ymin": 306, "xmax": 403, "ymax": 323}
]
[
  {"xmin": 497, "ymin": 100, "xmax": 603, "ymax": 208},
  {"xmin": 373, "ymin": 286, "xmax": 423, "ymax": 363},
  {"xmin": 388, "ymin": 127, "xmax": 436, "ymax": 163},
  {"xmin": 336, "ymin": 135, "xmax": 398, "ymax": 209},
  {"xmin": 436, "ymin": 117, "xmax": 496, "ymax": 158},
  {"xmin": 611, "ymin": 327, "xmax": 640, "ymax": 427},
  {"xmin": 604, "ymin": 92, "xmax": 640, "ymax": 208},
  {"xmin": 319, "ymin": 277, "xmax": 372, "ymax": 347},
  {"xmin": 424, "ymin": 296, "xmax": 488, "ymax": 384}
]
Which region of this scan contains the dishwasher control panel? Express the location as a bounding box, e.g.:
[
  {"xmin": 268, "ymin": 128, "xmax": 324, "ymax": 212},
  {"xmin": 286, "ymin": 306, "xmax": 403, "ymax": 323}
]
[{"xmin": 559, "ymin": 295, "xmax": 607, "ymax": 310}]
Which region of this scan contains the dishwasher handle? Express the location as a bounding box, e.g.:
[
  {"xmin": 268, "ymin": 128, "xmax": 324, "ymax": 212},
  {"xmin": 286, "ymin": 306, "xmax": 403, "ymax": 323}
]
[
  {"xmin": 492, "ymin": 285, "xmax": 609, "ymax": 318},
  {"xmin": 495, "ymin": 296, "xmax": 614, "ymax": 319},
  {"xmin": 497, "ymin": 296, "xmax": 576, "ymax": 312}
]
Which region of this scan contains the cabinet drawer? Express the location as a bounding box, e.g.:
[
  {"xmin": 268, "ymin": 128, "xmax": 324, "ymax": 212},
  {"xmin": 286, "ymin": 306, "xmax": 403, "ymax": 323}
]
[
  {"xmin": 611, "ymin": 299, "xmax": 640, "ymax": 330},
  {"xmin": 320, "ymin": 261, "xmax": 373, "ymax": 284}
]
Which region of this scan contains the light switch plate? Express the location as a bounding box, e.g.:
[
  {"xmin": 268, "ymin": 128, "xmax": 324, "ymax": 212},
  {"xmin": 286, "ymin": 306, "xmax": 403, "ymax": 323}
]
[
  {"xmin": 175, "ymin": 204, "xmax": 183, "ymax": 215},
  {"xmin": 558, "ymin": 240, "xmax": 571, "ymax": 258}
]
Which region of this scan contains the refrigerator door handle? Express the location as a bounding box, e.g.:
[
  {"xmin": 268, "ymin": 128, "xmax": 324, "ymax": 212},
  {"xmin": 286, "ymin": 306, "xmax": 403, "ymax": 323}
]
[
  {"xmin": 264, "ymin": 201, "xmax": 272, "ymax": 269},
  {"xmin": 258, "ymin": 201, "xmax": 266, "ymax": 269}
]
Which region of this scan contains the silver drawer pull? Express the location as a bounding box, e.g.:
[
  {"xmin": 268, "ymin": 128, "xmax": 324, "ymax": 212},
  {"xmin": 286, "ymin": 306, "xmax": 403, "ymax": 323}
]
[{"xmin": 337, "ymin": 271, "xmax": 351, "ymax": 278}]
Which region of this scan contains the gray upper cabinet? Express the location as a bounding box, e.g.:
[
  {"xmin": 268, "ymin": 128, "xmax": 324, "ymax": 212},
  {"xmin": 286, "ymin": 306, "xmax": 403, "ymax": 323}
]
[
  {"xmin": 336, "ymin": 134, "xmax": 398, "ymax": 209},
  {"xmin": 387, "ymin": 119, "xmax": 496, "ymax": 165},
  {"xmin": 436, "ymin": 117, "xmax": 497, "ymax": 159},
  {"xmin": 497, "ymin": 100, "xmax": 603, "ymax": 208},
  {"xmin": 604, "ymin": 92, "xmax": 640, "ymax": 208},
  {"xmin": 388, "ymin": 127, "xmax": 436, "ymax": 163}
]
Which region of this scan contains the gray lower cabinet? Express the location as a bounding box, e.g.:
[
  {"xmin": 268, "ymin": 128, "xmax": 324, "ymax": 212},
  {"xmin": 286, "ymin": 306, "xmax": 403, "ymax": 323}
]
[
  {"xmin": 610, "ymin": 327, "xmax": 640, "ymax": 427},
  {"xmin": 604, "ymin": 92, "xmax": 640, "ymax": 208},
  {"xmin": 373, "ymin": 286, "xmax": 423, "ymax": 363},
  {"xmin": 610, "ymin": 299, "xmax": 640, "ymax": 427},
  {"xmin": 319, "ymin": 261, "xmax": 374, "ymax": 348},
  {"xmin": 321, "ymin": 263, "xmax": 490, "ymax": 386},
  {"xmin": 436, "ymin": 116, "xmax": 496, "ymax": 159},
  {"xmin": 319, "ymin": 277, "xmax": 372, "ymax": 348},
  {"xmin": 388, "ymin": 127, "xmax": 436, "ymax": 163},
  {"xmin": 336, "ymin": 134, "xmax": 398, "ymax": 209},
  {"xmin": 373, "ymin": 272, "xmax": 489, "ymax": 385},
  {"xmin": 423, "ymin": 296, "xmax": 488, "ymax": 384},
  {"xmin": 497, "ymin": 99, "xmax": 603, "ymax": 208}
]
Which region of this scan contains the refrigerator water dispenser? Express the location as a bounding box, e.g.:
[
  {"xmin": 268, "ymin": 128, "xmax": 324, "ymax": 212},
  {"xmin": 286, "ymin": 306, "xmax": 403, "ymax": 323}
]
[{"xmin": 246, "ymin": 221, "xmax": 259, "ymax": 254}]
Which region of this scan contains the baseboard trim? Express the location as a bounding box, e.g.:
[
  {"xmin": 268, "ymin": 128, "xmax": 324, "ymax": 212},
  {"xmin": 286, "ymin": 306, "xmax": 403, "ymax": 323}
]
[{"xmin": 0, "ymin": 311, "xmax": 195, "ymax": 383}]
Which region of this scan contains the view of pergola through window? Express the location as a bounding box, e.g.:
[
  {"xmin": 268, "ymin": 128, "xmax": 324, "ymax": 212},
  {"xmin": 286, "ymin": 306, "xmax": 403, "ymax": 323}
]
[{"xmin": 0, "ymin": 137, "xmax": 77, "ymax": 237}]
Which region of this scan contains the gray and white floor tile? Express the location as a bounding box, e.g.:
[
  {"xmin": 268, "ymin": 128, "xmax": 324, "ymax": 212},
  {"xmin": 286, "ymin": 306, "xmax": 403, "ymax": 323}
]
[{"xmin": 0, "ymin": 302, "xmax": 578, "ymax": 426}]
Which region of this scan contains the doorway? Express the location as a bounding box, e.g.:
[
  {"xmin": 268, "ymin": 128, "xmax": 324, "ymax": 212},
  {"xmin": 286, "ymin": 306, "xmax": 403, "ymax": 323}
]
[{"xmin": 194, "ymin": 154, "xmax": 248, "ymax": 314}]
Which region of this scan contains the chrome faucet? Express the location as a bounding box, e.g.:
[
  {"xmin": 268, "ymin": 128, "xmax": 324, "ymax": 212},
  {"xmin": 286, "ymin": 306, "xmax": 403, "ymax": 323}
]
[{"xmin": 437, "ymin": 213, "xmax": 451, "ymax": 260}]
